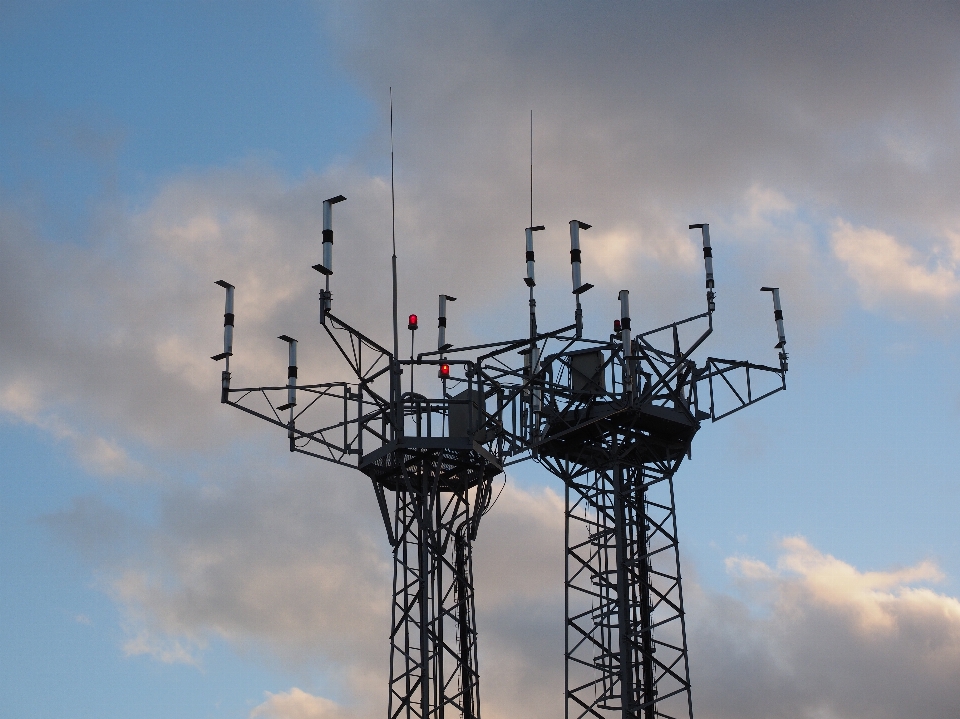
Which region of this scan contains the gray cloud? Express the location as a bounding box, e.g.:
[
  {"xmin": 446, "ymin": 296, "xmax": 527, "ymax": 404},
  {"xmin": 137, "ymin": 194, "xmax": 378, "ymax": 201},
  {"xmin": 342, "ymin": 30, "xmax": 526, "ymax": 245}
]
[
  {"xmin": 330, "ymin": 0, "xmax": 960, "ymax": 224},
  {"xmin": 320, "ymin": 0, "xmax": 960, "ymax": 339}
]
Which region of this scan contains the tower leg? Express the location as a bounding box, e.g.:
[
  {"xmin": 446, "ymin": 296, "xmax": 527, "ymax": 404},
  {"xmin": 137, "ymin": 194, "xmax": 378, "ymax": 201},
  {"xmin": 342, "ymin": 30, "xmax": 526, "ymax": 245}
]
[
  {"xmin": 613, "ymin": 463, "xmax": 636, "ymax": 718},
  {"xmin": 563, "ymin": 456, "xmax": 693, "ymax": 719},
  {"xmin": 386, "ymin": 454, "xmax": 488, "ymax": 719}
]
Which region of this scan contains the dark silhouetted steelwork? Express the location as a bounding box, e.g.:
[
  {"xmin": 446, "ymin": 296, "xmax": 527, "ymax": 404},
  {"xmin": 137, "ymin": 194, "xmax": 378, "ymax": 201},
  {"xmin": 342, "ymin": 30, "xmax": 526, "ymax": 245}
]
[{"xmin": 212, "ymin": 205, "xmax": 788, "ymax": 719}]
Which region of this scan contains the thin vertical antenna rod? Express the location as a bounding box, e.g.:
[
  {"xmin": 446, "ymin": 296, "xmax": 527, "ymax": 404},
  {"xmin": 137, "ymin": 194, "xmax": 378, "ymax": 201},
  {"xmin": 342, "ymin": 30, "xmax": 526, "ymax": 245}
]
[
  {"xmin": 530, "ymin": 110, "xmax": 533, "ymax": 229},
  {"xmin": 391, "ymin": 89, "xmax": 399, "ymax": 365}
]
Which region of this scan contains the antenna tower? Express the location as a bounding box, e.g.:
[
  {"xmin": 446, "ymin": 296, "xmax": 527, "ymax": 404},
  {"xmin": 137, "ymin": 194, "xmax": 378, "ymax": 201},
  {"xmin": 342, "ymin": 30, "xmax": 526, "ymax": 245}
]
[{"xmin": 211, "ymin": 135, "xmax": 790, "ymax": 719}]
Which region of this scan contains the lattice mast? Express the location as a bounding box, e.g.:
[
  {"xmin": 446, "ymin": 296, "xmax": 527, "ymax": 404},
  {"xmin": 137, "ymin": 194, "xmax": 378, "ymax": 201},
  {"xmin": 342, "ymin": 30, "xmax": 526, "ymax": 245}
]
[
  {"xmin": 213, "ymin": 192, "xmax": 508, "ymax": 719},
  {"xmin": 529, "ymin": 222, "xmax": 788, "ymax": 719},
  {"xmin": 211, "ymin": 191, "xmax": 788, "ymax": 719}
]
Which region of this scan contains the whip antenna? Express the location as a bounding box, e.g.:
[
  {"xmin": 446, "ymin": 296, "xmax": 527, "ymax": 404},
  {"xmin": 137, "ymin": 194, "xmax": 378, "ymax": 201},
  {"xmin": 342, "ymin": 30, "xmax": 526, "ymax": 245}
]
[{"xmin": 391, "ymin": 88, "xmax": 399, "ymax": 363}]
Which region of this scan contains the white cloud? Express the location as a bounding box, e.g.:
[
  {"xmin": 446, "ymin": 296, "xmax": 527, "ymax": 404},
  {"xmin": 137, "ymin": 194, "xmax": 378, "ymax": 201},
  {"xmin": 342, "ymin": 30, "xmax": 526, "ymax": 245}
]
[
  {"xmin": 0, "ymin": 378, "xmax": 144, "ymax": 478},
  {"xmin": 473, "ymin": 481, "xmax": 564, "ymax": 606},
  {"xmin": 121, "ymin": 628, "xmax": 204, "ymax": 666},
  {"xmin": 0, "ymin": 378, "xmax": 42, "ymax": 417},
  {"xmin": 735, "ymin": 185, "xmax": 798, "ymax": 233},
  {"xmin": 250, "ymin": 688, "xmax": 348, "ymax": 719},
  {"xmin": 727, "ymin": 536, "xmax": 949, "ymax": 633},
  {"xmin": 831, "ymin": 219, "xmax": 960, "ymax": 308},
  {"xmin": 693, "ymin": 537, "xmax": 960, "ymax": 719}
]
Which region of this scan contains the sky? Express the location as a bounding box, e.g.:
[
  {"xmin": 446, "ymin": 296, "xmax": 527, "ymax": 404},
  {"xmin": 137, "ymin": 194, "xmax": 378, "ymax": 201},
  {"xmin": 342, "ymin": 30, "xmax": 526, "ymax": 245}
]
[{"xmin": 2, "ymin": 2, "xmax": 960, "ymax": 718}]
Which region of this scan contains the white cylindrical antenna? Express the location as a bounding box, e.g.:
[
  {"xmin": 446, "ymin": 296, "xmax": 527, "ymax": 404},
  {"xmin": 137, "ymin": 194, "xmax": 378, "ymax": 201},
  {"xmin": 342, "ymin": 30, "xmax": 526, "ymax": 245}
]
[
  {"xmin": 570, "ymin": 220, "xmax": 594, "ymax": 336},
  {"xmin": 313, "ymin": 195, "xmax": 347, "ymax": 276},
  {"xmin": 313, "ymin": 195, "xmax": 345, "ymax": 323},
  {"xmin": 211, "ymin": 280, "xmax": 235, "ymax": 361},
  {"xmin": 212, "ymin": 280, "xmax": 235, "ymax": 403},
  {"xmin": 277, "ymin": 335, "xmax": 298, "ymax": 414},
  {"xmin": 438, "ymin": 294, "xmax": 457, "ymax": 350},
  {"xmin": 690, "ymin": 224, "xmax": 717, "ymax": 312},
  {"xmin": 689, "ymin": 223, "xmax": 715, "ymax": 312},
  {"xmin": 524, "ymin": 225, "xmax": 545, "ymax": 287},
  {"xmin": 760, "ymin": 287, "xmax": 787, "ymax": 349},
  {"xmin": 619, "ymin": 289, "xmax": 633, "ymax": 392},
  {"xmin": 569, "ymin": 220, "xmax": 593, "ymax": 293}
]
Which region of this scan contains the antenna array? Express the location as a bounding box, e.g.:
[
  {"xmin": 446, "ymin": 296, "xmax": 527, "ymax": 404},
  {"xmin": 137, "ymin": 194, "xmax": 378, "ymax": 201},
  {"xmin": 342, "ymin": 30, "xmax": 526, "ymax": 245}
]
[{"xmin": 212, "ymin": 140, "xmax": 789, "ymax": 719}]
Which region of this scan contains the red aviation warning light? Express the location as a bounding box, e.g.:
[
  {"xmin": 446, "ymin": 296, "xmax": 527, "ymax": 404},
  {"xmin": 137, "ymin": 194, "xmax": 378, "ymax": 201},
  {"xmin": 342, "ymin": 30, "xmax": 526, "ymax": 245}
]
[
  {"xmin": 438, "ymin": 362, "xmax": 450, "ymax": 379},
  {"xmin": 408, "ymin": 314, "xmax": 418, "ymax": 330}
]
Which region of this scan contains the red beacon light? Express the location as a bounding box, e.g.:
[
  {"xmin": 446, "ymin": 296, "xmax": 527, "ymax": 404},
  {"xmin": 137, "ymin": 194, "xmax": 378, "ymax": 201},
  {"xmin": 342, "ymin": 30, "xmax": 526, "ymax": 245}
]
[
  {"xmin": 438, "ymin": 362, "xmax": 451, "ymax": 379},
  {"xmin": 408, "ymin": 314, "xmax": 418, "ymax": 330},
  {"xmin": 613, "ymin": 319, "xmax": 622, "ymax": 333}
]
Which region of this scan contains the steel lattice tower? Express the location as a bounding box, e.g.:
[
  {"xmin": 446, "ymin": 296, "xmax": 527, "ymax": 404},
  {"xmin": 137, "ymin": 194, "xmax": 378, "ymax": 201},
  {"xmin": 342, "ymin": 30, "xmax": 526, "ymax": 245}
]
[
  {"xmin": 363, "ymin": 410, "xmax": 499, "ymax": 719},
  {"xmin": 212, "ymin": 189, "xmax": 788, "ymax": 719}
]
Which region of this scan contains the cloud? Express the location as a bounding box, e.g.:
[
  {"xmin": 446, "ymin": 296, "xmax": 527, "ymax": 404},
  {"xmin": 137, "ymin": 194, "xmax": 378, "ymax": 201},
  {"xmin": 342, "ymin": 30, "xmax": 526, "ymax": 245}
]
[
  {"xmin": 250, "ymin": 688, "xmax": 349, "ymax": 719},
  {"xmin": 734, "ymin": 185, "xmax": 798, "ymax": 233},
  {"xmin": 49, "ymin": 470, "xmax": 566, "ymax": 717},
  {"xmin": 831, "ymin": 219, "xmax": 960, "ymax": 310},
  {"xmin": 51, "ymin": 455, "xmax": 960, "ymax": 719},
  {"xmin": 0, "ymin": 165, "xmax": 407, "ymax": 470},
  {"xmin": 8, "ymin": 3, "xmax": 960, "ymax": 718},
  {"xmin": 323, "ymin": 0, "xmax": 960, "ymax": 337},
  {"xmin": 0, "ymin": 378, "xmax": 144, "ymax": 477},
  {"xmin": 43, "ymin": 458, "xmax": 393, "ymax": 703},
  {"xmin": 473, "ymin": 482, "xmax": 564, "ymax": 606},
  {"xmin": 8, "ymin": 1, "xmax": 960, "ymax": 473},
  {"xmin": 472, "ymin": 482, "xmax": 566, "ymax": 719},
  {"xmin": 329, "ymin": 1, "xmax": 960, "ymax": 228},
  {"xmin": 692, "ymin": 537, "xmax": 960, "ymax": 719},
  {"xmin": 103, "ymin": 469, "xmax": 391, "ymax": 675},
  {"xmin": 121, "ymin": 629, "xmax": 204, "ymax": 667}
]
